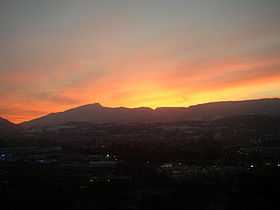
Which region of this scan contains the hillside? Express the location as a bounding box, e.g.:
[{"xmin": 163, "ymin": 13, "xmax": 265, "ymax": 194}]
[{"xmin": 21, "ymin": 98, "xmax": 280, "ymax": 128}]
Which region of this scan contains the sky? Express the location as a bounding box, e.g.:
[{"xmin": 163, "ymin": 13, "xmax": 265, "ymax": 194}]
[{"xmin": 0, "ymin": 0, "xmax": 280, "ymax": 123}]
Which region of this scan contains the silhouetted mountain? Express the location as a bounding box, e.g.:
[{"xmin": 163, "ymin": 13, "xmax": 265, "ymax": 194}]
[
  {"xmin": 21, "ymin": 98, "xmax": 280, "ymax": 128},
  {"xmin": 0, "ymin": 117, "xmax": 19, "ymax": 136},
  {"xmin": 187, "ymin": 98, "xmax": 280, "ymax": 120},
  {"xmin": 21, "ymin": 103, "xmax": 156, "ymax": 128},
  {"xmin": 0, "ymin": 117, "xmax": 16, "ymax": 128}
]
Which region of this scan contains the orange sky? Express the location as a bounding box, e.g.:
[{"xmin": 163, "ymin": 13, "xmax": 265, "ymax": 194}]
[{"xmin": 0, "ymin": 1, "xmax": 280, "ymax": 123}]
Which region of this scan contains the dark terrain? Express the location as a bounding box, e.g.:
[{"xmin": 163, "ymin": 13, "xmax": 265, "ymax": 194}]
[
  {"xmin": 1, "ymin": 98, "xmax": 280, "ymax": 210},
  {"xmin": 21, "ymin": 98, "xmax": 280, "ymax": 127}
]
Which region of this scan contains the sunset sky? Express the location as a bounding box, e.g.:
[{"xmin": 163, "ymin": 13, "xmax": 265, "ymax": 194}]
[{"xmin": 1, "ymin": 0, "xmax": 280, "ymax": 123}]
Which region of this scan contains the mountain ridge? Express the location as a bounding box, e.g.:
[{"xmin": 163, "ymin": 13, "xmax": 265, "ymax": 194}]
[
  {"xmin": 0, "ymin": 117, "xmax": 16, "ymax": 127},
  {"xmin": 20, "ymin": 98, "xmax": 280, "ymax": 128},
  {"xmin": 0, "ymin": 117, "xmax": 19, "ymax": 135}
]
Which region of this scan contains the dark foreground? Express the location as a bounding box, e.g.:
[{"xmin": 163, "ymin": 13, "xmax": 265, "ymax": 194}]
[
  {"xmin": 1, "ymin": 116, "xmax": 280, "ymax": 209},
  {"xmin": 1, "ymin": 160, "xmax": 280, "ymax": 210}
]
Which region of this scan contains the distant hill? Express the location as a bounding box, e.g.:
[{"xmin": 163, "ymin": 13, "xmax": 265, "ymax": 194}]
[
  {"xmin": 21, "ymin": 98, "xmax": 280, "ymax": 128},
  {"xmin": 21, "ymin": 103, "xmax": 157, "ymax": 128},
  {"xmin": 0, "ymin": 117, "xmax": 19, "ymax": 135},
  {"xmin": 0, "ymin": 117, "xmax": 16, "ymax": 128},
  {"xmin": 187, "ymin": 98, "xmax": 280, "ymax": 120}
]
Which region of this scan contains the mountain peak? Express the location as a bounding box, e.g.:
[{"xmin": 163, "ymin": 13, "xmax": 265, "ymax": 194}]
[
  {"xmin": 65, "ymin": 102, "xmax": 103, "ymax": 112},
  {"xmin": 89, "ymin": 102, "xmax": 103, "ymax": 107},
  {"xmin": 20, "ymin": 98, "xmax": 280, "ymax": 128},
  {"xmin": 81, "ymin": 102, "xmax": 103, "ymax": 108}
]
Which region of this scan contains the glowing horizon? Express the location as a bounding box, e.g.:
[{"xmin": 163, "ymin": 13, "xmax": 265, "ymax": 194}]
[{"xmin": 1, "ymin": 0, "xmax": 280, "ymax": 123}]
